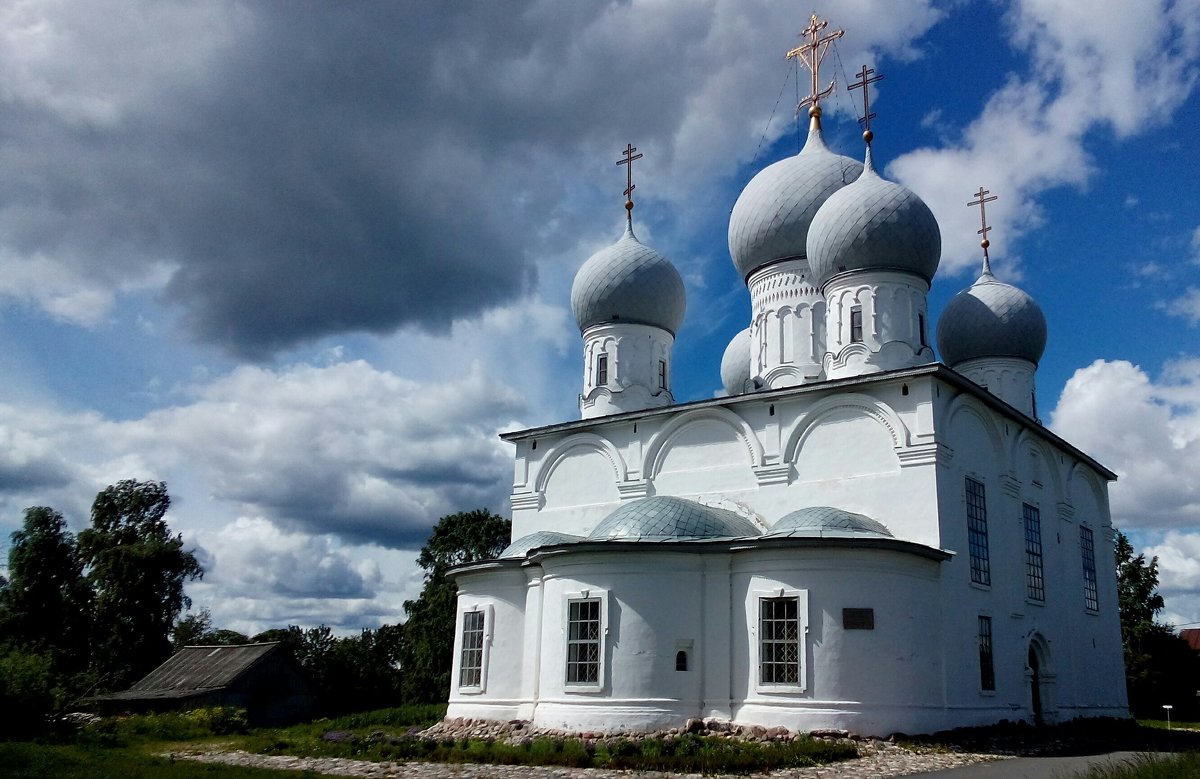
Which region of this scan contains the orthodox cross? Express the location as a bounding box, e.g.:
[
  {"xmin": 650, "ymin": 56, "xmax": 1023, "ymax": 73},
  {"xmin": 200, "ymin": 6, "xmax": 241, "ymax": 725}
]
[
  {"xmin": 968, "ymin": 186, "xmax": 998, "ymax": 273},
  {"xmin": 848, "ymin": 64, "xmax": 884, "ymax": 143},
  {"xmin": 616, "ymin": 143, "xmax": 643, "ymax": 218},
  {"xmin": 785, "ymin": 14, "xmax": 844, "ymax": 114}
]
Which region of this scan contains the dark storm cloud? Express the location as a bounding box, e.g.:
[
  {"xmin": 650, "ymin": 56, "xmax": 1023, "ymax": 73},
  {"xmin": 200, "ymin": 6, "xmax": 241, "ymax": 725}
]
[{"xmin": 0, "ymin": 1, "xmax": 708, "ymax": 357}]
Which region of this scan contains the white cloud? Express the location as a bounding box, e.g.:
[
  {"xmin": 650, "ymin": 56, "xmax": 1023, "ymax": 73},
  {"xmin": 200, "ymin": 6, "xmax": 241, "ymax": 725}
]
[
  {"xmin": 891, "ymin": 0, "xmax": 1200, "ymax": 277},
  {"xmin": 1162, "ymin": 287, "xmax": 1200, "ymax": 325},
  {"xmin": 1050, "ymin": 358, "xmax": 1200, "ymax": 530},
  {"xmin": 1191, "ymin": 226, "xmax": 1200, "ymax": 265},
  {"xmin": 1143, "ymin": 529, "xmax": 1200, "ymax": 627}
]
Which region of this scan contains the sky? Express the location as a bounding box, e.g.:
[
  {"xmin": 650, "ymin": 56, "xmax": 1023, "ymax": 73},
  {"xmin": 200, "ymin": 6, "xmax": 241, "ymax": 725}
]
[{"xmin": 1, "ymin": 0, "xmax": 1199, "ymax": 636}]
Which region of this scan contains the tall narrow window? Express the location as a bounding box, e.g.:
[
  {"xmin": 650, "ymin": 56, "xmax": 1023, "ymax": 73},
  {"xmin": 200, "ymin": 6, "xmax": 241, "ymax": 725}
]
[
  {"xmin": 595, "ymin": 354, "xmax": 608, "ymax": 386},
  {"xmin": 918, "ymin": 313, "xmax": 927, "ymax": 346},
  {"xmin": 850, "ymin": 306, "xmax": 864, "ymax": 343},
  {"xmin": 566, "ymin": 598, "xmax": 601, "ymax": 684},
  {"xmin": 978, "ymin": 616, "xmax": 995, "ymax": 691},
  {"xmin": 658, "ymin": 359, "xmax": 667, "ymax": 389},
  {"xmin": 1024, "ymin": 504, "xmax": 1045, "ymax": 602},
  {"xmin": 966, "ymin": 477, "xmax": 991, "ymax": 586},
  {"xmin": 1081, "ymin": 526, "xmax": 1099, "ymax": 612},
  {"xmin": 759, "ymin": 597, "xmax": 800, "ymax": 685},
  {"xmin": 459, "ymin": 611, "xmax": 485, "ymax": 688}
]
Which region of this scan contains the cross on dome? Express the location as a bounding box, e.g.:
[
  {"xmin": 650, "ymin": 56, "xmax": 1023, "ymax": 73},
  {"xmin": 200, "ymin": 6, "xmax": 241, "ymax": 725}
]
[
  {"xmin": 785, "ymin": 14, "xmax": 844, "ymax": 118},
  {"xmin": 849, "ymin": 64, "xmax": 884, "ymax": 144},
  {"xmin": 616, "ymin": 143, "xmax": 643, "ymax": 221},
  {"xmin": 968, "ymin": 186, "xmax": 998, "ymax": 275}
]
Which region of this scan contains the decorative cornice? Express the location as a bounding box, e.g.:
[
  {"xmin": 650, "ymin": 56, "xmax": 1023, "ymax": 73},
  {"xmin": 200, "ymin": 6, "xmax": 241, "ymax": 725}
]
[
  {"xmin": 999, "ymin": 472, "xmax": 1021, "ymax": 498},
  {"xmin": 753, "ymin": 463, "xmax": 792, "ymax": 486},
  {"xmin": 617, "ymin": 479, "xmax": 651, "ymax": 499},
  {"xmin": 510, "ymin": 491, "xmax": 543, "ymax": 511},
  {"xmin": 896, "ymin": 441, "xmax": 947, "ymax": 468},
  {"xmin": 1056, "ymin": 502, "xmax": 1076, "ymax": 523}
]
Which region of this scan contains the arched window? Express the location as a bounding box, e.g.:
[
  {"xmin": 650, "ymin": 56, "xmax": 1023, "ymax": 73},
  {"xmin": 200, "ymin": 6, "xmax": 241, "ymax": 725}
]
[{"xmin": 675, "ymin": 650, "xmax": 688, "ymax": 672}]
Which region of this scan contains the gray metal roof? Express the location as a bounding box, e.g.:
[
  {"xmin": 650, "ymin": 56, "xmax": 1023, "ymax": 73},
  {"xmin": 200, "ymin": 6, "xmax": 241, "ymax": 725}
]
[
  {"xmin": 768, "ymin": 506, "xmax": 893, "ymax": 538},
  {"xmin": 728, "ymin": 122, "xmax": 862, "ymax": 282},
  {"xmin": 500, "ymin": 530, "xmax": 583, "ymax": 559},
  {"xmin": 720, "ymin": 327, "xmax": 752, "ymax": 396},
  {"xmin": 808, "ymin": 152, "xmax": 941, "ymax": 287},
  {"xmin": 570, "ymin": 223, "xmax": 686, "ymax": 335},
  {"xmin": 114, "ymin": 643, "xmax": 280, "ymax": 700},
  {"xmin": 588, "ymin": 495, "xmax": 762, "ymax": 541},
  {"xmin": 937, "ymin": 272, "xmax": 1047, "ymax": 366}
]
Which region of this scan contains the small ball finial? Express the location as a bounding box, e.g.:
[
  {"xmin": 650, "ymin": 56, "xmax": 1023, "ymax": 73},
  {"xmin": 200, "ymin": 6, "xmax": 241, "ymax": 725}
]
[
  {"xmin": 981, "ymin": 238, "xmax": 990, "ymax": 249},
  {"xmin": 809, "ymin": 104, "xmax": 822, "ymax": 119},
  {"xmin": 862, "ymin": 129, "xmax": 874, "ymax": 144},
  {"xmin": 625, "ymin": 200, "xmax": 634, "ymax": 212}
]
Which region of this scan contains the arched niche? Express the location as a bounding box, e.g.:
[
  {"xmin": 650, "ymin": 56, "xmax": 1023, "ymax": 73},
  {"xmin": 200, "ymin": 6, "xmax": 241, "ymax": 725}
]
[
  {"xmin": 788, "ymin": 400, "xmax": 902, "ymax": 482},
  {"xmin": 536, "ymin": 435, "xmax": 625, "ymax": 509},
  {"xmin": 643, "ymin": 408, "xmax": 760, "ymax": 493},
  {"xmin": 943, "ymin": 395, "xmax": 1006, "ymax": 470}
]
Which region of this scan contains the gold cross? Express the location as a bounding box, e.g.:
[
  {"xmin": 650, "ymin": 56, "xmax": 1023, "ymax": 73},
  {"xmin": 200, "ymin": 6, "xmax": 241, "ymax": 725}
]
[
  {"xmin": 968, "ymin": 186, "xmax": 998, "ymax": 272},
  {"xmin": 616, "ymin": 143, "xmax": 644, "ymax": 217},
  {"xmin": 848, "ymin": 64, "xmax": 884, "ymax": 142},
  {"xmin": 786, "ymin": 14, "xmax": 845, "ymax": 115}
]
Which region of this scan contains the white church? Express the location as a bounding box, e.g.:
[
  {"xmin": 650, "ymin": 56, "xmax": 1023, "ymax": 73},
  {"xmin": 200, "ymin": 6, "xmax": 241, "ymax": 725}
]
[{"xmin": 445, "ymin": 18, "xmax": 1128, "ymax": 737}]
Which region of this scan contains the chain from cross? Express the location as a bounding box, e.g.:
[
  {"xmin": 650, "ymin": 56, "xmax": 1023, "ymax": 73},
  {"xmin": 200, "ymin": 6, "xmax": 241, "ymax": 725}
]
[
  {"xmin": 785, "ymin": 14, "xmax": 845, "ymax": 113},
  {"xmin": 848, "ymin": 64, "xmax": 884, "ymax": 139},
  {"xmin": 968, "ymin": 186, "xmax": 999, "ymax": 267},
  {"xmin": 616, "ymin": 143, "xmax": 644, "ymax": 214}
]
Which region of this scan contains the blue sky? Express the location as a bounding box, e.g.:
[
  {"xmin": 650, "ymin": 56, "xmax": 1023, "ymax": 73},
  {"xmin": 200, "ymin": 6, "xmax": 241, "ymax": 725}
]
[{"xmin": 1, "ymin": 0, "xmax": 1198, "ymax": 634}]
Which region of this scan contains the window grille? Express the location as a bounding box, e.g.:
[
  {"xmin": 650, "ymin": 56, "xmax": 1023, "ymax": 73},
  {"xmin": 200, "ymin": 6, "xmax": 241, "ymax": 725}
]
[
  {"xmin": 1024, "ymin": 504, "xmax": 1045, "ymax": 602},
  {"xmin": 760, "ymin": 597, "xmax": 800, "ymax": 684},
  {"xmin": 978, "ymin": 615, "xmax": 995, "ymax": 691},
  {"xmin": 458, "ymin": 611, "xmax": 485, "ymax": 688},
  {"xmin": 566, "ymin": 598, "xmax": 602, "ymax": 684},
  {"xmin": 966, "ymin": 478, "xmax": 991, "ymax": 586},
  {"xmin": 1081, "ymin": 526, "xmax": 1099, "ymax": 612}
]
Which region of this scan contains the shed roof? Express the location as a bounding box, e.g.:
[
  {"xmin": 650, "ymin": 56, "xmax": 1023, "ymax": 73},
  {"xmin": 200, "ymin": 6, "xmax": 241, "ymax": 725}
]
[{"xmin": 93, "ymin": 642, "xmax": 284, "ymax": 702}]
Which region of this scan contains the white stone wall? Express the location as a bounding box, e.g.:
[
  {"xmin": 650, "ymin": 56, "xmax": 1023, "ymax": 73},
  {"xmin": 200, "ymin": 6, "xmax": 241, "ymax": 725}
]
[{"xmin": 455, "ymin": 369, "xmax": 1127, "ymax": 735}]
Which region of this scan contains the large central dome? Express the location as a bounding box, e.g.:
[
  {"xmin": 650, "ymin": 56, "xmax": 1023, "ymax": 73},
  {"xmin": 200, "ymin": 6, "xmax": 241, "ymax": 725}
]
[{"xmin": 728, "ymin": 115, "xmax": 862, "ymax": 283}]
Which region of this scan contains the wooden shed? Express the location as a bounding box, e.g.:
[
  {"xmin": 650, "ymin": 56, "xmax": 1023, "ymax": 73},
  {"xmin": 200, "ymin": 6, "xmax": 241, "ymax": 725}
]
[{"xmin": 87, "ymin": 642, "xmax": 312, "ymax": 726}]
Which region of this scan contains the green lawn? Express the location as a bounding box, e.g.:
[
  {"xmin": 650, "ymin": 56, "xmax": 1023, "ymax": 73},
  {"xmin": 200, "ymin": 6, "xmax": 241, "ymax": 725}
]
[{"xmin": 0, "ymin": 741, "xmax": 323, "ymax": 779}]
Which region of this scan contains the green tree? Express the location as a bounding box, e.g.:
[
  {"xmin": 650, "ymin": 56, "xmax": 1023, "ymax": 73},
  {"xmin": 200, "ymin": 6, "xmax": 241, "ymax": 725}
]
[
  {"xmin": 0, "ymin": 507, "xmax": 92, "ymax": 683},
  {"xmin": 400, "ymin": 509, "xmax": 510, "ymax": 702},
  {"xmin": 1114, "ymin": 530, "xmax": 1199, "ymax": 716},
  {"xmin": 78, "ymin": 480, "xmax": 203, "ymax": 690},
  {"xmin": 0, "ymin": 646, "xmax": 63, "ymax": 737}
]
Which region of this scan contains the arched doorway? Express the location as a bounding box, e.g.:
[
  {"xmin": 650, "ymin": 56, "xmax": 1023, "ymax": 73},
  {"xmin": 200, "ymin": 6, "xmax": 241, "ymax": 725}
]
[
  {"xmin": 1028, "ymin": 646, "xmax": 1043, "ymax": 727},
  {"xmin": 1026, "ymin": 634, "xmax": 1054, "ymax": 726}
]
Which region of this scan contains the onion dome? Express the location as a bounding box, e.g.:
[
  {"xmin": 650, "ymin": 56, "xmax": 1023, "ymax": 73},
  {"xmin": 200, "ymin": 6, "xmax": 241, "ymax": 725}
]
[
  {"xmin": 571, "ymin": 223, "xmax": 686, "ymax": 335},
  {"xmin": 500, "ymin": 531, "xmax": 582, "ymax": 559},
  {"xmin": 766, "ymin": 506, "xmax": 893, "ymax": 538},
  {"xmin": 728, "ymin": 113, "xmax": 863, "ymax": 283},
  {"xmin": 720, "ymin": 327, "xmax": 752, "ymax": 396},
  {"xmin": 807, "ymin": 148, "xmax": 941, "ymax": 288},
  {"xmin": 937, "ymin": 267, "xmax": 1047, "ymax": 367},
  {"xmin": 588, "ymin": 496, "xmax": 761, "ymax": 541}
]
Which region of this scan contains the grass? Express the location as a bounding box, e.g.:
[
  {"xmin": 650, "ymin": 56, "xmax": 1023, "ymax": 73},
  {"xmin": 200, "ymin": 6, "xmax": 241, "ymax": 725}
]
[
  {"xmin": 1073, "ymin": 751, "xmax": 1200, "ymax": 778},
  {"xmin": 0, "ymin": 704, "xmax": 857, "ymax": 777},
  {"xmin": 0, "ymin": 741, "xmax": 324, "ymax": 779},
  {"xmin": 1139, "ymin": 718, "xmax": 1200, "ymax": 731}
]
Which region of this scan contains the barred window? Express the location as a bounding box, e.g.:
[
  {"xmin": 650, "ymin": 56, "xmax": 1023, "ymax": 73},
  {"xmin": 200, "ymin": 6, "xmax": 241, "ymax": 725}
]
[
  {"xmin": 1024, "ymin": 504, "xmax": 1045, "ymax": 602},
  {"xmin": 760, "ymin": 597, "xmax": 800, "ymax": 685},
  {"xmin": 978, "ymin": 615, "xmax": 995, "ymax": 691},
  {"xmin": 458, "ymin": 610, "xmax": 485, "ymax": 688},
  {"xmin": 966, "ymin": 478, "xmax": 991, "ymax": 586},
  {"xmin": 1081, "ymin": 526, "xmax": 1099, "ymax": 612},
  {"xmin": 566, "ymin": 598, "xmax": 602, "ymax": 684},
  {"xmin": 596, "ymin": 354, "xmax": 608, "ymax": 386}
]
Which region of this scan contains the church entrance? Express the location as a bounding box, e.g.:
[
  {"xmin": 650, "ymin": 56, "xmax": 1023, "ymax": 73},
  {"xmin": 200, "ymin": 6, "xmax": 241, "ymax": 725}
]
[{"xmin": 1028, "ymin": 646, "xmax": 1043, "ymax": 727}]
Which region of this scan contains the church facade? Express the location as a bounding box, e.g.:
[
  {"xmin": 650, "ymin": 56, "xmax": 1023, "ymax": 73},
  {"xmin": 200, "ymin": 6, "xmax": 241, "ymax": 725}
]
[{"xmin": 445, "ymin": 21, "xmax": 1128, "ymax": 737}]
